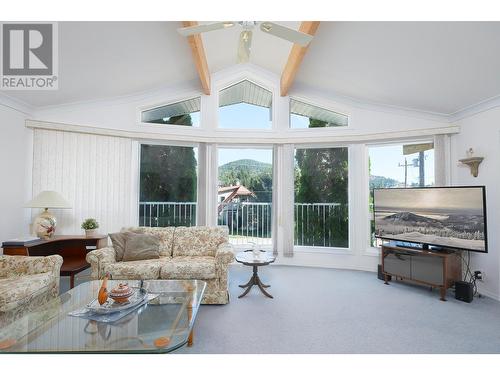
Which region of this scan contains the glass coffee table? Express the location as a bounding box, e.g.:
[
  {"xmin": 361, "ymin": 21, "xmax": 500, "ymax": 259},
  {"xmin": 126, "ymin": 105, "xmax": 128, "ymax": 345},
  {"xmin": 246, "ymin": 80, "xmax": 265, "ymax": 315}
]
[
  {"xmin": 0, "ymin": 279, "xmax": 205, "ymax": 353},
  {"xmin": 235, "ymin": 250, "xmax": 276, "ymax": 298}
]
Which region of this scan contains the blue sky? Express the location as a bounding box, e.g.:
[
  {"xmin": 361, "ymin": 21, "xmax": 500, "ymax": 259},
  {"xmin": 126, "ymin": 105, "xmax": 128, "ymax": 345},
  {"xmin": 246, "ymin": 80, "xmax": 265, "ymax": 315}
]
[
  {"xmin": 219, "ymin": 103, "xmax": 272, "ymax": 129},
  {"xmin": 218, "ymin": 148, "xmax": 272, "ymax": 166},
  {"xmin": 369, "ymin": 145, "xmax": 434, "ymax": 185}
]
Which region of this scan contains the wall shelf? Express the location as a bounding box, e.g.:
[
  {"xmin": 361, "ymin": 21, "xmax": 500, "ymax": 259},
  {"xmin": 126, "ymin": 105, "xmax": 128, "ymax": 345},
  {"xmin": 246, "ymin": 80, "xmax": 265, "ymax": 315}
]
[{"xmin": 459, "ymin": 157, "xmax": 484, "ymax": 177}]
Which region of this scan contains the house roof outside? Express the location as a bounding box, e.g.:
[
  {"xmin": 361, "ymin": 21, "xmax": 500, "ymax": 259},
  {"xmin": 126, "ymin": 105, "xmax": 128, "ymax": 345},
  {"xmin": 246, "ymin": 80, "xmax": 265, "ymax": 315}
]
[{"xmin": 218, "ymin": 185, "xmax": 256, "ymax": 197}]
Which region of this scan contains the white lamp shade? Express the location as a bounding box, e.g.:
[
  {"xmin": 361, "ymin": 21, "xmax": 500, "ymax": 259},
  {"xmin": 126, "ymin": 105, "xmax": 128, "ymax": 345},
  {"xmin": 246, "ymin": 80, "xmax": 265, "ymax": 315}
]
[{"xmin": 25, "ymin": 191, "xmax": 72, "ymax": 209}]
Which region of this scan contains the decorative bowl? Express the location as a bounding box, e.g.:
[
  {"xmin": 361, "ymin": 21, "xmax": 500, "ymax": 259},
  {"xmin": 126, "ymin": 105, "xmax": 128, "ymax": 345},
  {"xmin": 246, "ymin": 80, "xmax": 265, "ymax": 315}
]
[{"xmin": 109, "ymin": 283, "xmax": 134, "ymax": 304}]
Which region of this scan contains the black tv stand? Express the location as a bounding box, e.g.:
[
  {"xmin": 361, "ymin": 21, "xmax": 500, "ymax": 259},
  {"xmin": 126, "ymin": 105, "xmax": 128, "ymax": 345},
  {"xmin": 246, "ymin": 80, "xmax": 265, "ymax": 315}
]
[{"xmin": 381, "ymin": 243, "xmax": 462, "ymax": 301}]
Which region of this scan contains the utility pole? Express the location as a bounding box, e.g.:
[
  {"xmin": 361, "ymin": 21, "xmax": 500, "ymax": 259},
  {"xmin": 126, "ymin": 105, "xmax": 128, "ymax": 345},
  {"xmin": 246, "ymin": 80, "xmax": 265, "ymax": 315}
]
[
  {"xmin": 398, "ymin": 158, "xmax": 411, "ymax": 187},
  {"xmin": 418, "ymin": 151, "xmax": 425, "ymax": 186}
]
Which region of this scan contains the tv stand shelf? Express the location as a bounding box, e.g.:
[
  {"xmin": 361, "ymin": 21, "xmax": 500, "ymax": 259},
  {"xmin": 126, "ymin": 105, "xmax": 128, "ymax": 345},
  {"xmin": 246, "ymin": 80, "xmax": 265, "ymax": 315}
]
[{"xmin": 381, "ymin": 243, "xmax": 462, "ymax": 301}]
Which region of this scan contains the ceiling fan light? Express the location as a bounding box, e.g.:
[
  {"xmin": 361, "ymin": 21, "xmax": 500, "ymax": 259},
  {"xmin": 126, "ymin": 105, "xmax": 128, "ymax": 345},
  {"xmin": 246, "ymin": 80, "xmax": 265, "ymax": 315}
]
[{"xmin": 237, "ymin": 30, "xmax": 253, "ymax": 63}]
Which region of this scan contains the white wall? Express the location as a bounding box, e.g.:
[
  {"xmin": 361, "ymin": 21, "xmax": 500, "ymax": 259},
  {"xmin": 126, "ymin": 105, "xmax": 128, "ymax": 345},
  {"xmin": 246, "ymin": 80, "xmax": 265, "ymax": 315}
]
[
  {"xmin": 31, "ymin": 129, "xmax": 136, "ymax": 236},
  {"xmin": 451, "ymin": 107, "xmax": 500, "ymax": 299},
  {"xmin": 0, "ymin": 103, "xmax": 31, "ymax": 245}
]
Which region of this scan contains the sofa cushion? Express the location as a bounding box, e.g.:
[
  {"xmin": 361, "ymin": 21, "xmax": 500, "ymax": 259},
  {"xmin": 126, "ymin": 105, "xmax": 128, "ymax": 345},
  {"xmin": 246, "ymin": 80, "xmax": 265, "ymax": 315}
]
[
  {"xmin": 109, "ymin": 231, "xmax": 132, "ymax": 261},
  {"xmin": 122, "ymin": 227, "xmax": 175, "ymax": 257},
  {"xmin": 173, "ymin": 226, "xmax": 228, "ymax": 257},
  {"xmin": 104, "ymin": 259, "xmax": 162, "ymax": 280},
  {"xmin": 160, "ymin": 256, "xmax": 216, "ymax": 279},
  {"xmin": 122, "ymin": 232, "xmax": 160, "ymax": 261},
  {"xmin": 0, "ymin": 273, "xmax": 52, "ymax": 312}
]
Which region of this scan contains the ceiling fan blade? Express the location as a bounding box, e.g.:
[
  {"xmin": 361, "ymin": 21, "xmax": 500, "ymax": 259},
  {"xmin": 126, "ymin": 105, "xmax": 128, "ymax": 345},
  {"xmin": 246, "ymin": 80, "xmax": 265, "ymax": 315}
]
[
  {"xmin": 237, "ymin": 30, "xmax": 253, "ymax": 63},
  {"xmin": 260, "ymin": 22, "xmax": 314, "ymax": 46},
  {"xmin": 177, "ymin": 22, "xmax": 235, "ymax": 37}
]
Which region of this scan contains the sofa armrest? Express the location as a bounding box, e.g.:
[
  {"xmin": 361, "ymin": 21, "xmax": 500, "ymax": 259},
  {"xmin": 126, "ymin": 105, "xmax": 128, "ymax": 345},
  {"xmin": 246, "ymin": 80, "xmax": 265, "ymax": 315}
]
[
  {"xmin": 0, "ymin": 255, "xmax": 63, "ymax": 278},
  {"xmin": 86, "ymin": 247, "xmax": 117, "ymax": 279},
  {"xmin": 215, "ymin": 242, "xmax": 234, "ymax": 265}
]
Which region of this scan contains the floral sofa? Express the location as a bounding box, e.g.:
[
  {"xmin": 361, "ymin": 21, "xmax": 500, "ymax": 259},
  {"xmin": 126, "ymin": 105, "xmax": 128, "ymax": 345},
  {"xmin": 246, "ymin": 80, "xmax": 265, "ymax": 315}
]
[
  {"xmin": 86, "ymin": 226, "xmax": 234, "ymax": 304},
  {"xmin": 0, "ymin": 255, "xmax": 63, "ymax": 328}
]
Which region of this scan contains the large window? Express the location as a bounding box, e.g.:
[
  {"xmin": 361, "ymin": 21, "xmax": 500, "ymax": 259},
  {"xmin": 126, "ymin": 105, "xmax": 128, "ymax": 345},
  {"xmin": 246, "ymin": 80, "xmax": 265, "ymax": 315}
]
[
  {"xmin": 217, "ymin": 148, "xmax": 273, "ymax": 246},
  {"xmin": 218, "ymin": 80, "xmax": 272, "ymax": 129},
  {"xmin": 368, "ymin": 142, "xmax": 435, "ymax": 246},
  {"xmin": 141, "ymin": 97, "xmax": 200, "ymax": 126},
  {"xmin": 139, "ymin": 144, "xmax": 198, "ymax": 227},
  {"xmin": 290, "ymin": 98, "xmax": 348, "ymax": 128},
  {"xmin": 294, "ymin": 147, "xmax": 349, "ymax": 248}
]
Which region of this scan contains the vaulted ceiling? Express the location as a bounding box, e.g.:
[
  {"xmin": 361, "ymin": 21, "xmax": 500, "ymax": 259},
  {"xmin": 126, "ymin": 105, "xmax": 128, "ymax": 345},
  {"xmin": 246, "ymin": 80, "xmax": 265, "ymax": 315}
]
[{"xmin": 3, "ymin": 21, "xmax": 500, "ymax": 116}]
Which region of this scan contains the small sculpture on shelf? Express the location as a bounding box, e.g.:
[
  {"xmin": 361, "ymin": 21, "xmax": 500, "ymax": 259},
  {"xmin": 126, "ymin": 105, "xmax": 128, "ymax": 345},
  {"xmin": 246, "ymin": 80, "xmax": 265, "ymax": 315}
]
[{"xmin": 459, "ymin": 148, "xmax": 484, "ymax": 177}]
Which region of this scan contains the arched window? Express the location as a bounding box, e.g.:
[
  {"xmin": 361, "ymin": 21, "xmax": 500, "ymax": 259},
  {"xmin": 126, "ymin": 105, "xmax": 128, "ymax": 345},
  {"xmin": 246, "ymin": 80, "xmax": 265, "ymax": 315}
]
[{"xmin": 218, "ymin": 80, "xmax": 272, "ymax": 129}]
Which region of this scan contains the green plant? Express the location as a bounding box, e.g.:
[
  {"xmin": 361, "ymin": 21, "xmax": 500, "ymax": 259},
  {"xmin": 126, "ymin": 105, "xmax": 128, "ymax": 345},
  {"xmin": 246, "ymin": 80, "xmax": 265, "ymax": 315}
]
[{"xmin": 81, "ymin": 218, "xmax": 99, "ymax": 230}]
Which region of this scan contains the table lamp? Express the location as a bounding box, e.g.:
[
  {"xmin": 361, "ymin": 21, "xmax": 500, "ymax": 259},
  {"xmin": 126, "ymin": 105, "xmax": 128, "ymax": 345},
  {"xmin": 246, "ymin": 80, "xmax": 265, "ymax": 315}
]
[{"xmin": 25, "ymin": 191, "xmax": 72, "ymax": 239}]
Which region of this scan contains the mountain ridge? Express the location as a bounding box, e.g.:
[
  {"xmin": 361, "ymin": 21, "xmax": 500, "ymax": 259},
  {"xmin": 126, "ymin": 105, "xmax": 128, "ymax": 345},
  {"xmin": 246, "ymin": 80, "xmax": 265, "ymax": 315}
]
[{"xmin": 219, "ymin": 159, "xmax": 272, "ymax": 173}]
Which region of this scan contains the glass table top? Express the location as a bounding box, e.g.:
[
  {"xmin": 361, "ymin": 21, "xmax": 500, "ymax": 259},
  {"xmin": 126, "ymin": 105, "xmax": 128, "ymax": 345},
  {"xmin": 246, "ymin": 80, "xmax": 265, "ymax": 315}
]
[
  {"xmin": 235, "ymin": 251, "xmax": 276, "ymax": 265},
  {"xmin": 0, "ymin": 279, "xmax": 206, "ymax": 353}
]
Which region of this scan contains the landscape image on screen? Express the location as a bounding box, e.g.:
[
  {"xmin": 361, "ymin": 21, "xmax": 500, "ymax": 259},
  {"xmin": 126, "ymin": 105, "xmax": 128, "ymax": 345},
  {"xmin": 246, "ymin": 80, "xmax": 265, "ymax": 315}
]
[{"xmin": 374, "ymin": 187, "xmax": 486, "ymax": 251}]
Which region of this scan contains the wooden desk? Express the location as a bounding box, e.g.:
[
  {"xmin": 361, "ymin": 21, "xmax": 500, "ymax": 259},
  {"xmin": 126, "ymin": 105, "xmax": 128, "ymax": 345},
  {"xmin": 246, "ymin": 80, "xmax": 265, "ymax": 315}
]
[{"xmin": 2, "ymin": 235, "xmax": 108, "ymax": 288}]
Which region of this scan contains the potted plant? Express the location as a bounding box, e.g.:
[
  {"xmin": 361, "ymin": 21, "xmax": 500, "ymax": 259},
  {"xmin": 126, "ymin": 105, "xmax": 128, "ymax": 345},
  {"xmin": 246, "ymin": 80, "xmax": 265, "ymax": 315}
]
[{"xmin": 81, "ymin": 218, "xmax": 99, "ymax": 237}]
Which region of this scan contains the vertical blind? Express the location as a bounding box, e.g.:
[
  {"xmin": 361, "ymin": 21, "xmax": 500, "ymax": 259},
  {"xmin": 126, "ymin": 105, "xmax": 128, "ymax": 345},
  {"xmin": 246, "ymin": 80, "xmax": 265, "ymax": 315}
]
[{"xmin": 32, "ymin": 129, "xmax": 134, "ymax": 235}]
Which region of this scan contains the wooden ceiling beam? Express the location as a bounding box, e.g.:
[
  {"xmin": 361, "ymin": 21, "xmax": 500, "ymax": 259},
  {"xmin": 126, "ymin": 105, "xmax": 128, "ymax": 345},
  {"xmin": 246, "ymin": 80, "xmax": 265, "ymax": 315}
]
[
  {"xmin": 280, "ymin": 21, "xmax": 320, "ymax": 97},
  {"xmin": 181, "ymin": 21, "xmax": 211, "ymax": 95}
]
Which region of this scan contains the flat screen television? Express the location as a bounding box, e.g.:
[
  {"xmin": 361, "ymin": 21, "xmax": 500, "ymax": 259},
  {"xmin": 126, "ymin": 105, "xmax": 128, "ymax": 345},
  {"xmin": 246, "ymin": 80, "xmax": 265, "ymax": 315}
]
[{"xmin": 373, "ymin": 186, "xmax": 487, "ymax": 253}]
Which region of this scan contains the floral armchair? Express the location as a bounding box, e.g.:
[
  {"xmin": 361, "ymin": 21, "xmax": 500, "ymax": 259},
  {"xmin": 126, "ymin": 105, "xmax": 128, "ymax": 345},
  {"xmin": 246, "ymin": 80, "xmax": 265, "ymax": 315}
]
[
  {"xmin": 86, "ymin": 226, "xmax": 234, "ymax": 304},
  {"xmin": 0, "ymin": 255, "xmax": 63, "ymax": 328}
]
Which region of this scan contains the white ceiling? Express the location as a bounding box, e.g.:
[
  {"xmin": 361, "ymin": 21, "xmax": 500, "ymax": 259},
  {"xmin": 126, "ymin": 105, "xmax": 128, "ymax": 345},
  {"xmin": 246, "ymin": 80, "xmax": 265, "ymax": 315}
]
[
  {"xmin": 4, "ymin": 22, "xmax": 198, "ymax": 107},
  {"xmin": 3, "ymin": 21, "xmax": 500, "ymax": 115},
  {"xmin": 201, "ymin": 21, "xmax": 299, "ymax": 75},
  {"xmin": 299, "ymin": 22, "xmax": 500, "ymax": 115}
]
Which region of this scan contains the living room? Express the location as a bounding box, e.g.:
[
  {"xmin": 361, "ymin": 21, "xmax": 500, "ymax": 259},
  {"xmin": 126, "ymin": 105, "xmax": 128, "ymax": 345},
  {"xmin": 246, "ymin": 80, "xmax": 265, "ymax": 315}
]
[{"xmin": 1, "ymin": 0, "xmax": 500, "ymax": 373}]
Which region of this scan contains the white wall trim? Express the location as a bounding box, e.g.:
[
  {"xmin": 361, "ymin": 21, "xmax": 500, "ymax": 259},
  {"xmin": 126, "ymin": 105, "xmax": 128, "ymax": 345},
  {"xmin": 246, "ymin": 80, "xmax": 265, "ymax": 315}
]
[
  {"xmin": 448, "ymin": 94, "xmax": 500, "ymax": 123},
  {"xmin": 0, "ymin": 92, "xmax": 34, "ymax": 115},
  {"xmin": 290, "ymin": 82, "xmax": 451, "ymax": 123},
  {"xmin": 3, "ymin": 63, "xmax": 500, "ymax": 124},
  {"xmin": 32, "ymin": 79, "xmax": 201, "ymax": 114},
  {"xmin": 26, "ymin": 119, "xmax": 460, "ymax": 145}
]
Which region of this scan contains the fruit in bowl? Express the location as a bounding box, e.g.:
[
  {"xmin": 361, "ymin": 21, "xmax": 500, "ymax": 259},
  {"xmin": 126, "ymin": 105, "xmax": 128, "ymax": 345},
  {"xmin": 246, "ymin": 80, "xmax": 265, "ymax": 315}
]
[{"xmin": 109, "ymin": 283, "xmax": 135, "ymax": 304}]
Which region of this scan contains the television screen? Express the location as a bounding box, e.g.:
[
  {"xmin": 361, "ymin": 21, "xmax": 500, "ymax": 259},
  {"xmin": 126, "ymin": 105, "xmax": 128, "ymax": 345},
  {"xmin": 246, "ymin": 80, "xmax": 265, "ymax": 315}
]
[{"xmin": 374, "ymin": 186, "xmax": 487, "ymax": 252}]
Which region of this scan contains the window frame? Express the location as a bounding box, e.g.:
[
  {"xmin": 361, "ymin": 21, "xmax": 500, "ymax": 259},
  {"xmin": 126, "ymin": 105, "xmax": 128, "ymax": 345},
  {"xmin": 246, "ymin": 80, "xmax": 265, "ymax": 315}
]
[
  {"xmin": 292, "ymin": 143, "xmax": 352, "ymax": 253},
  {"xmin": 215, "ymin": 78, "xmax": 276, "ymax": 132},
  {"xmin": 365, "ymin": 139, "xmax": 436, "ymax": 254},
  {"xmin": 288, "ymin": 96, "xmax": 350, "ymax": 131},
  {"xmin": 215, "ymin": 144, "xmax": 275, "ymax": 250},
  {"xmin": 137, "ymin": 139, "xmax": 201, "ymax": 227},
  {"xmin": 138, "ymin": 95, "xmax": 203, "ymax": 129}
]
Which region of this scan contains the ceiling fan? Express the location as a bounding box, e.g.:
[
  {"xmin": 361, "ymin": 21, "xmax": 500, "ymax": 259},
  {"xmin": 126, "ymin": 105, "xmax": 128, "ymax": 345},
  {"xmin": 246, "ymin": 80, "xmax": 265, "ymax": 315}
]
[{"xmin": 177, "ymin": 21, "xmax": 314, "ymax": 63}]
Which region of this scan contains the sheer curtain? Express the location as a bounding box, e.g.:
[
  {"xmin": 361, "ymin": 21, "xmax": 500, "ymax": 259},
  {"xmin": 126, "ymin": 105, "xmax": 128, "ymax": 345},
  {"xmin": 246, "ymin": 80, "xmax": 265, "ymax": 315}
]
[
  {"xmin": 433, "ymin": 134, "xmax": 451, "ymax": 186},
  {"xmin": 31, "ymin": 128, "xmax": 135, "ymax": 235},
  {"xmin": 273, "ymin": 144, "xmax": 295, "ymax": 257}
]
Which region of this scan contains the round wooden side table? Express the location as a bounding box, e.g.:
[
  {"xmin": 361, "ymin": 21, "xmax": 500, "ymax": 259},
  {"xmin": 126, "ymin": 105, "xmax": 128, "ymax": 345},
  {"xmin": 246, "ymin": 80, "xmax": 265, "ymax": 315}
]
[{"xmin": 235, "ymin": 250, "xmax": 276, "ymax": 298}]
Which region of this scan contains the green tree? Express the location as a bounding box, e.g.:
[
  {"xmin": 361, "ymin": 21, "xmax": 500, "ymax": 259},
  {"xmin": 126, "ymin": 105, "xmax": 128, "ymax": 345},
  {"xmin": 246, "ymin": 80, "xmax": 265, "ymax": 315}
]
[
  {"xmin": 218, "ymin": 159, "xmax": 273, "ymax": 202},
  {"xmin": 294, "ymin": 118, "xmax": 349, "ymax": 247},
  {"xmin": 139, "ymin": 115, "xmax": 197, "ymax": 226}
]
